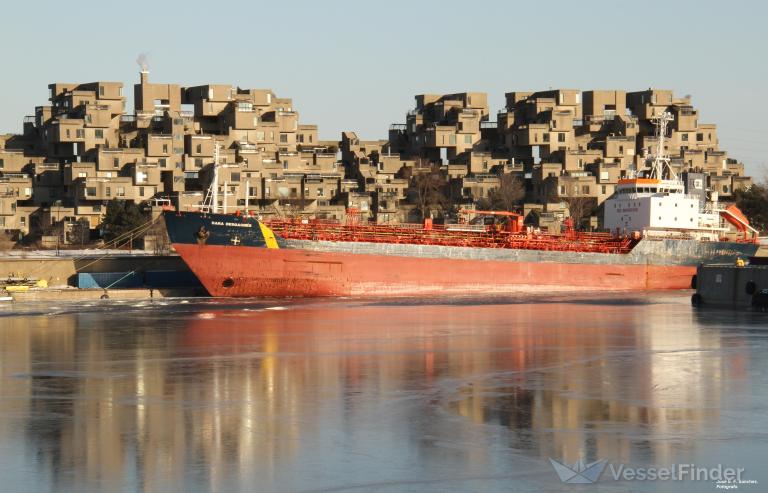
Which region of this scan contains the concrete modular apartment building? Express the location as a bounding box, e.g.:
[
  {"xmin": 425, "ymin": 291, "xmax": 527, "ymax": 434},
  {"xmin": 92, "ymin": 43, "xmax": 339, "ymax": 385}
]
[{"xmin": 0, "ymin": 71, "xmax": 753, "ymax": 241}]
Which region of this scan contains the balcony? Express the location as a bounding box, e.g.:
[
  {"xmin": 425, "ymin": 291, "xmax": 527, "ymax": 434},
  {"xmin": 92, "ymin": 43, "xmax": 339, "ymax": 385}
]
[
  {"xmin": 606, "ymin": 136, "xmax": 635, "ymax": 143},
  {"xmin": 36, "ymin": 163, "xmax": 61, "ymax": 171},
  {"xmin": 0, "ymin": 173, "xmax": 32, "ymax": 180}
]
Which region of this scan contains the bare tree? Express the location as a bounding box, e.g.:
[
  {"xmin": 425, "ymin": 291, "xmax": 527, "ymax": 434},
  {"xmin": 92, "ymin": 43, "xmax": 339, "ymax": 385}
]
[
  {"xmin": 411, "ymin": 165, "xmax": 448, "ymax": 220},
  {"xmin": 562, "ymin": 196, "xmax": 597, "ymax": 230},
  {"xmin": 478, "ymin": 173, "xmax": 525, "ymax": 211}
]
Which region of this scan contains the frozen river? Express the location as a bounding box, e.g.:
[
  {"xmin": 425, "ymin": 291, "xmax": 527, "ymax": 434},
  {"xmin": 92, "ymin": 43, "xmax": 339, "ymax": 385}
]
[{"xmin": 0, "ymin": 293, "xmax": 766, "ymax": 492}]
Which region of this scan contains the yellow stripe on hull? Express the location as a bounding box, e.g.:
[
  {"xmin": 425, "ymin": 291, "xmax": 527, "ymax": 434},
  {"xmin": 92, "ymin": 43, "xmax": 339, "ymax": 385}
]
[{"xmin": 258, "ymin": 222, "xmax": 280, "ymax": 249}]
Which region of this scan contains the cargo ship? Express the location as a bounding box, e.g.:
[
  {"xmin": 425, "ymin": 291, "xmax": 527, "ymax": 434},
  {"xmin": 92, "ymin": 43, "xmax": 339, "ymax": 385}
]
[{"xmin": 163, "ymin": 113, "xmax": 759, "ymax": 297}]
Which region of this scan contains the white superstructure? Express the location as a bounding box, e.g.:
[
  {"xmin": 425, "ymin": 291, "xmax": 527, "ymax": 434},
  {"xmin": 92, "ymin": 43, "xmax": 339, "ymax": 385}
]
[
  {"xmin": 603, "ymin": 178, "xmax": 725, "ymax": 240},
  {"xmin": 603, "ymin": 112, "xmax": 725, "ymax": 240}
]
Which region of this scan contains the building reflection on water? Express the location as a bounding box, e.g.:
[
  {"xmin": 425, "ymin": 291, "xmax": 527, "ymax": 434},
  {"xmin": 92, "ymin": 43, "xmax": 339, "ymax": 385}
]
[{"xmin": 0, "ymin": 297, "xmax": 754, "ymax": 491}]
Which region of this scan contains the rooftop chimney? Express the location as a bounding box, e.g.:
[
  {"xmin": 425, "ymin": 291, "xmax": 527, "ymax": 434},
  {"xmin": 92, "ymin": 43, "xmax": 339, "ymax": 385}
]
[{"xmin": 136, "ymin": 53, "xmax": 149, "ymax": 84}]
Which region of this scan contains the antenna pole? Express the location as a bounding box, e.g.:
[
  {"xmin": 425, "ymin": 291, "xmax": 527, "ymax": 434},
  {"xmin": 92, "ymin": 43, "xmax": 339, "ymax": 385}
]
[
  {"xmin": 223, "ymin": 180, "xmax": 228, "ymax": 214},
  {"xmin": 212, "ymin": 141, "xmax": 219, "ymax": 213},
  {"xmin": 244, "ymin": 179, "xmax": 249, "ymax": 215}
]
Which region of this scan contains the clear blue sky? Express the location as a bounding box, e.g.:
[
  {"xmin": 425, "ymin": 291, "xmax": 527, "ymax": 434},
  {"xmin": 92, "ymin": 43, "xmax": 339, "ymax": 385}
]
[{"xmin": 1, "ymin": 0, "xmax": 766, "ymax": 177}]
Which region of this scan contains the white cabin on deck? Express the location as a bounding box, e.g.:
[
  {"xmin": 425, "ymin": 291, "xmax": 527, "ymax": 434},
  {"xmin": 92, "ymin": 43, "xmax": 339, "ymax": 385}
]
[{"xmin": 603, "ymin": 178, "xmax": 724, "ymax": 240}]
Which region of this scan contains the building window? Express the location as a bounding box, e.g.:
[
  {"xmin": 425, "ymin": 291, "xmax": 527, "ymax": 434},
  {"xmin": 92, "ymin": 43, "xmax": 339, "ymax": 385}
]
[
  {"xmin": 558, "ymin": 133, "xmax": 566, "ymax": 143},
  {"xmin": 682, "ymin": 133, "xmax": 688, "ymax": 142},
  {"xmin": 163, "ymin": 144, "xmax": 168, "ymax": 153},
  {"xmin": 117, "ymin": 187, "xmax": 125, "ymax": 196},
  {"xmin": 76, "ymin": 129, "xmax": 85, "ymax": 139},
  {"xmin": 95, "ymin": 129, "xmax": 103, "ymax": 139},
  {"xmin": 543, "ymin": 133, "xmax": 549, "ymax": 142},
  {"xmin": 139, "ymin": 187, "xmax": 144, "ymax": 196},
  {"xmin": 195, "ymin": 158, "xmax": 203, "ymax": 168},
  {"xmin": 99, "ymin": 86, "xmax": 104, "ymax": 96},
  {"xmin": 559, "ymin": 185, "xmax": 566, "ymax": 195},
  {"xmin": 0, "ymin": 159, "xmax": 3, "ymax": 169},
  {"xmin": 230, "ymin": 172, "xmax": 240, "ymax": 182},
  {"xmin": 196, "ymin": 144, "xmax": 202, "ymax": 154},
  {"xmin": 256, "ymin": 131, "xmax": 265, "ymax": 141},
  {"xmin": 280, "ymin": 133, "xmax": 288, "ymax": 143},
  {"xmin": 298, "ymin": 134, "xmax": 304, "ymax": 143},
  {"xmin": 449, "ymin": 134, "xmax": 456, "ymax": 145},
  {"xmin": 582, "ymin": 185, "xmax": 590, "ymax": 194},
  {"xmin": 464, "ymin": 135, "xmax": 472, "ymax": 144},
  {"xmin": 113, "ymin": 157, "xmax": 119, "ymax": 168},
  {"xmin": 602, "ymin": 185, "xmax": 607, "ymax": 194},
  {"xmin": 106, "ymin": 187, "xmax": 111, "ymax": 197},
  {"xmin": 697, "ymin": 133, "xmax": 704, "ymax": 142},
  {"xmin": 86, "ymin": 187, "xmax": 96, "ymax": 196}
]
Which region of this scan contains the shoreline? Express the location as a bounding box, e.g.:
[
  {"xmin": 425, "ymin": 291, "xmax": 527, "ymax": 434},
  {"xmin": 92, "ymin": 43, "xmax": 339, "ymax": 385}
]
[{"xmin": 4, "ymin": 287, "xmax": 203, "ymax": 302}]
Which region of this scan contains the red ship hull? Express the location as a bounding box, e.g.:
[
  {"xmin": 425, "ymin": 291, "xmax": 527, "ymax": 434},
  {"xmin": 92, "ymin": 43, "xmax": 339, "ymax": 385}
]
[{"xmin": 173, "ymin": 243, "xmax": 696, "ymax": 297}]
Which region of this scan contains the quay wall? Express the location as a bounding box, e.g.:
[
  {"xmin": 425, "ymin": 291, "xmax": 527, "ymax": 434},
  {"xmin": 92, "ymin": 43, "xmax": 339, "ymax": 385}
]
[
  {"xmin": 0, "ymin": 255, "xmax": 189, "ymax": 288},
  {"xmin": 10, "ymin": 288, "xmax": 200, "ymax": 301}
]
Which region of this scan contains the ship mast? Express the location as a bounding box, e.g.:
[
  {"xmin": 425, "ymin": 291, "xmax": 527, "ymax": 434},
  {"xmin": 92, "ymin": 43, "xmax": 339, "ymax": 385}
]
[
  {"xmin": 211, "ymin": 141, "xmax": 220, "ymax": 213},
  {"xmin": 649, "ymin": 112, "xmax": 675, "ymax": 180}
]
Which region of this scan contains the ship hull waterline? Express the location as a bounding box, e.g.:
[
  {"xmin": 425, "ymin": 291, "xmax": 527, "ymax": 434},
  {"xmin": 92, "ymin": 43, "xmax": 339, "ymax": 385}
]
[{"xmin": 172, "ymin": 243, "xmax": 696, "ymax": 297}]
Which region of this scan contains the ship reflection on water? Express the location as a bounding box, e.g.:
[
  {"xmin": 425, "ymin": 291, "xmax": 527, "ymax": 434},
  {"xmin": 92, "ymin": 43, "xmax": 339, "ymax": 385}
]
[{"xmin": 0, "ymin": 294, "xmax": 766, "ymax": 492}]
